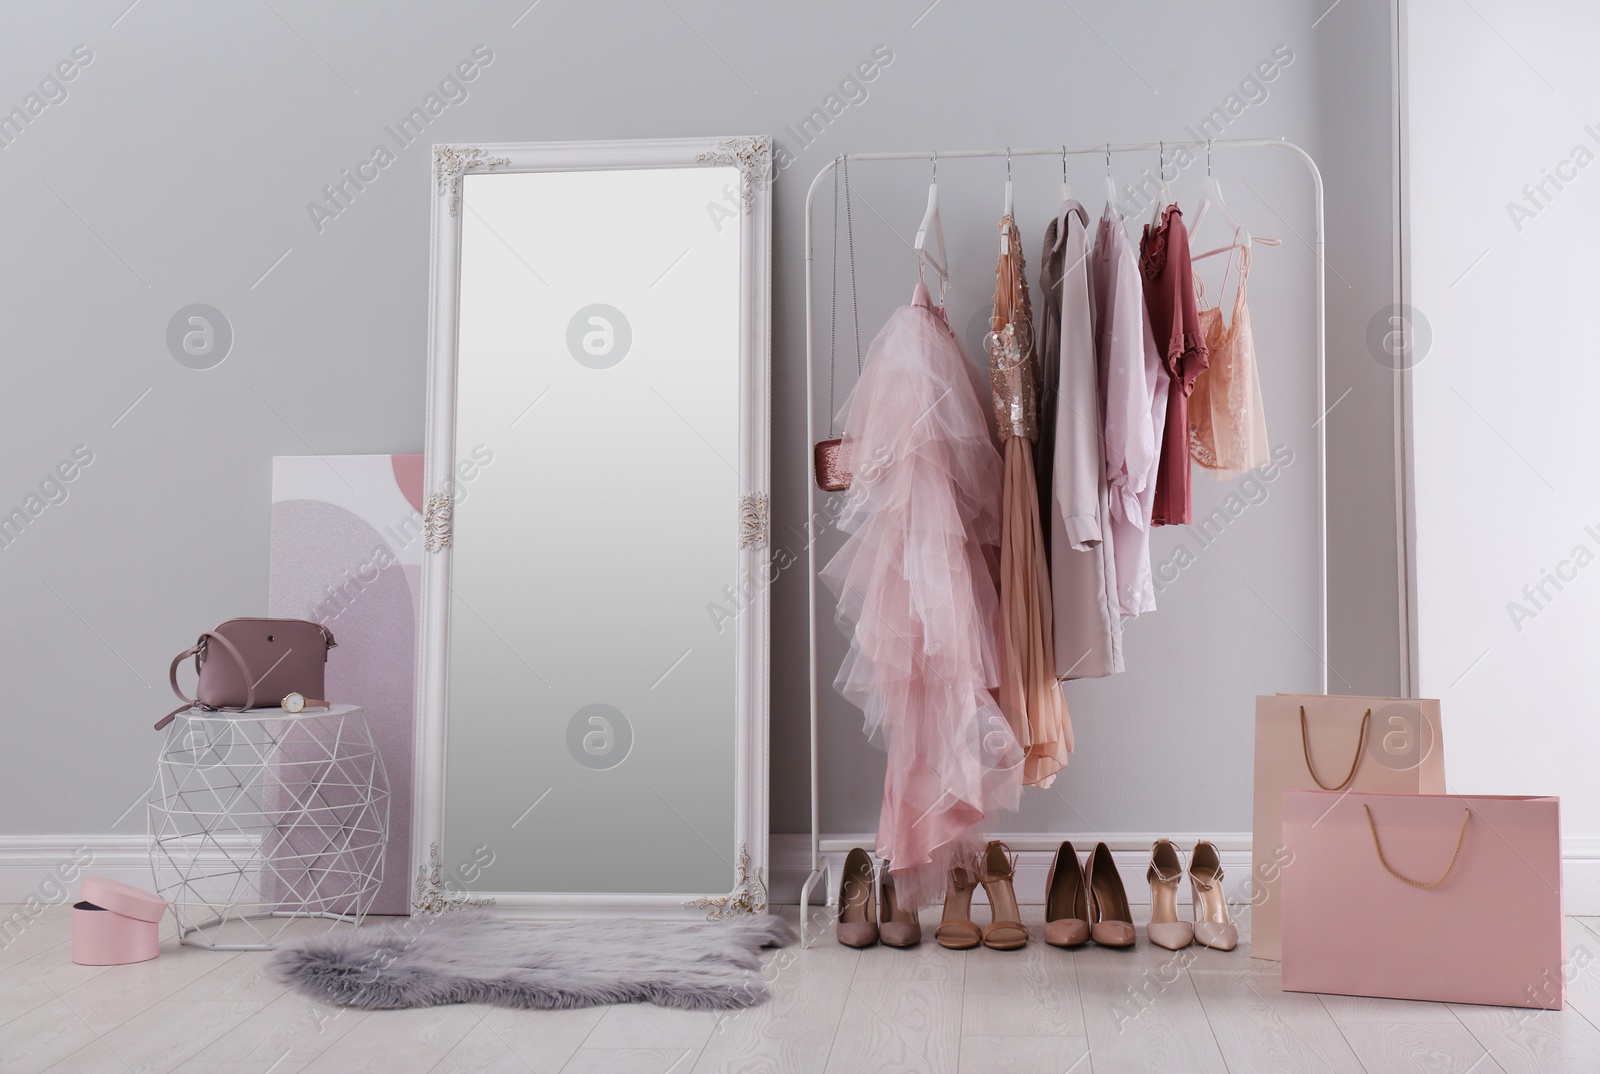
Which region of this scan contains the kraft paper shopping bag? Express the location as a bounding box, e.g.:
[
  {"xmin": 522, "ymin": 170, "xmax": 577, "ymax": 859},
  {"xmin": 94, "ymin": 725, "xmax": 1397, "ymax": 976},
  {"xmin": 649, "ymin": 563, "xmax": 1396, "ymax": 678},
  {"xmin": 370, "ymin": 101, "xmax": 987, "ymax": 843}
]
[
  {"xmin": 1250, "ymin": 694, "xmax": 1445, "ymax": 961},
  {"xmin": 1281, "ymin": 790, "xmax": 1564, "ymax": 1008}
]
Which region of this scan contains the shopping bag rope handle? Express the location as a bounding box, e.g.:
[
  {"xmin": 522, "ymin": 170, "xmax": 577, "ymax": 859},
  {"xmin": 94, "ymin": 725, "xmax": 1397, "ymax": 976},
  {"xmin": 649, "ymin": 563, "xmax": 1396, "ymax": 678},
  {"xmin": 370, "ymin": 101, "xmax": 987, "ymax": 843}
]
[
  {"xmin": 1299, "ymin": 706, "xmax": 1371, "ymax": 790},
  {"xmin": 1364, "ymin": 805, "xmax": 1471, "ymax": 889}
]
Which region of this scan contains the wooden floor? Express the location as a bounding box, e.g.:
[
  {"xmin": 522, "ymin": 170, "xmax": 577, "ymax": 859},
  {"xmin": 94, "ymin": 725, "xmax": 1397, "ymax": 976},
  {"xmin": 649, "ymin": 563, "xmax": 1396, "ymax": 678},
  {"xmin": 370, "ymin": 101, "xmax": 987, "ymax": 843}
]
[{"xmin": 4, "ymin": 903, "xmax": 1600, "ymax": 1073}]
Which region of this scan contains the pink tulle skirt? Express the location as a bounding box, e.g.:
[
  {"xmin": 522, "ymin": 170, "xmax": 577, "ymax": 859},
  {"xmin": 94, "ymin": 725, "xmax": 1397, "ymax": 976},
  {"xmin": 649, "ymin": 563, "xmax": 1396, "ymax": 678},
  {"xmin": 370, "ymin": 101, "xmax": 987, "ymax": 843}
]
[{"xmin": 821, "ymin": 284, "xmax": 1024, "ymax": 908}]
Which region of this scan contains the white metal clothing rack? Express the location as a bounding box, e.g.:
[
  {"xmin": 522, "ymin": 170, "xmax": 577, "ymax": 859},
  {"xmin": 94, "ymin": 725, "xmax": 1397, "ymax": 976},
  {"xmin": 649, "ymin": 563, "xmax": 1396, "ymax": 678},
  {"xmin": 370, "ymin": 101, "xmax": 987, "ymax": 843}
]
[{"xmin": 797, "ymin": 138, "xmax": 1327, "ymax": 938}]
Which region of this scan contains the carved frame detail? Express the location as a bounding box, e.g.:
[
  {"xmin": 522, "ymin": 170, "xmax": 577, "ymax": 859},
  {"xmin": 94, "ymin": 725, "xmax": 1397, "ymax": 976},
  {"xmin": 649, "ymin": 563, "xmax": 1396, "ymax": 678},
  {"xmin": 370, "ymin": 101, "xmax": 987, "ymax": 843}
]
[
  {"xmin": 695, "ymin": 136, "xmax": 772, "ymax": 213},
  {"xmin": 434, "ymin": 145, "xmax": 512, "ymax": 217}
]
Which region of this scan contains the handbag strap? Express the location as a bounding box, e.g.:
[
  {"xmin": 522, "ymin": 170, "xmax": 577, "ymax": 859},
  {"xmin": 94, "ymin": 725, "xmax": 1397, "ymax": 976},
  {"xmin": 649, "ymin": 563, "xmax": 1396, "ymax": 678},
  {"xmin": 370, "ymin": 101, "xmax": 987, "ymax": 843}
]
[
  {"xmin": 1299, "ymin": 705, "xmax": 1372, "ymax": 791},
  {"xmin": 1364, "ymin": 804, "xmax": 1471, "ymax": 889},
  {"xmin": 155, "ymin": 630, "xmax": 256, "ymax": 730}
]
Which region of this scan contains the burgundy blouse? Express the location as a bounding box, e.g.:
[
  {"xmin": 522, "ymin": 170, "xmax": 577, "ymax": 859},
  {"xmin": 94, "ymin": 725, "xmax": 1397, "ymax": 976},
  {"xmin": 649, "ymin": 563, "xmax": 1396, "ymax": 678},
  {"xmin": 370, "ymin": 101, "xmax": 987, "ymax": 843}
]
[{"xmin": 1140, "ymin": 206, "xmax": 1208, "ymax": 526}]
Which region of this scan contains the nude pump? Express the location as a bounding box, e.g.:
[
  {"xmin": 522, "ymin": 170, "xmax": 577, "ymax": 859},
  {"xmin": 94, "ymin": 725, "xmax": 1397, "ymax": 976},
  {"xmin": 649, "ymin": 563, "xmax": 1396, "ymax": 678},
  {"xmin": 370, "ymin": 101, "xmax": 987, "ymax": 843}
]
[
  {"xmin": 1085, "ymin": 842, "xmax": 1136, "ymax": 947},
  {"xmin": 878, "ymin": 864, "xmax": 922, "ymax": 948},
  {"xmin": 835, "ymin": 847, "xmax": 878, "ymax": 948},
  {"xmin": 1190, "ymin": 840, "xmax": 1238, "ymax": 951},
  {"xmin": 1145, "ymin": 839, "xmax": 1194, "ymax": 951},
  {"xmin": 1043, "ymin": 841, "xmax": 1090, "ymax": 948}
]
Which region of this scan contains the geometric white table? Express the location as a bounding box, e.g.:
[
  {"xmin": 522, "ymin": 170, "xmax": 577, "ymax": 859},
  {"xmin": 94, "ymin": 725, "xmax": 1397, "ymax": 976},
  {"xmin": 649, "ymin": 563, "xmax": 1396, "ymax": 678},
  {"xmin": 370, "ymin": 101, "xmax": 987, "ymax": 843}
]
[{"xmin": 147, "ymin": 704, "xmax": 389, "ymax": 951}]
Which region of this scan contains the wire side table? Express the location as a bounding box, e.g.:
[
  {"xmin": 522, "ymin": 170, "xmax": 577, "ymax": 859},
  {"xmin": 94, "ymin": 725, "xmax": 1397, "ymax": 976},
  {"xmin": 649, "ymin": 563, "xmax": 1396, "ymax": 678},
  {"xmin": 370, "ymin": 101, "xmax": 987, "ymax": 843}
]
[{"xmin": 147, "ymin": 704, "xmax": 389, "ymax": 951}]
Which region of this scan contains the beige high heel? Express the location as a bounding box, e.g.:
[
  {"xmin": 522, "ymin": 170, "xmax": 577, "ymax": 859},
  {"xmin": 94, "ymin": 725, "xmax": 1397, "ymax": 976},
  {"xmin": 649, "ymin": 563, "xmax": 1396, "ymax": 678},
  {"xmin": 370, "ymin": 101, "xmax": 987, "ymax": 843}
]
[
  {"xmin": 936, "ymin": 865, "xmax": 983, "ymax": 950},
  {"xmin": 1145, "ymin": 839, "xmax": 1194, "ymax": 951},
  {"xmin": 1190, "ymin": 840, "xmax": 1238, "ymax": 951},
  {"xmin": 979, "ymin": 841, "xmax": 1027, "ymax": 951},
  {"xmin": 878, "ymin": 865, "xmax": 922, "ymax": 948},
  {"xmin": 1085, "ymin": 842, "xmax": 1136, "ymax": 947},
  {"xmin": 835, "ymin": 847, "xmax": 878, "ymax": 948},
  {"xmin": 1043, "ymin": 841, "xmax": 1090, "ymax": 948}
]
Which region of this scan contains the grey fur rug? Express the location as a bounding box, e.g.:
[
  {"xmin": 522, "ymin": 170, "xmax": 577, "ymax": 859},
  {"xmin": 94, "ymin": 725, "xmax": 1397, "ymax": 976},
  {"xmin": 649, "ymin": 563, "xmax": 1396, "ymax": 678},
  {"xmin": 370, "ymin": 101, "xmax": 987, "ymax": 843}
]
[{"xmin": 268, "ymin": 912, "xmax": 796, "ymax": 1011}]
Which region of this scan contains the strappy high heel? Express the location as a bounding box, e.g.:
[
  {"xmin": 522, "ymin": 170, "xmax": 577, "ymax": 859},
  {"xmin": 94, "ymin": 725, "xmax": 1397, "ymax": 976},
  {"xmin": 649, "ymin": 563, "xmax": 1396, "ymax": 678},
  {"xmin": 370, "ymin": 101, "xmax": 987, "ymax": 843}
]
[
  {"xmin": 835, "ymin": 847, "xmax": 878, "ymax": 948},
  {"xmin": 878, "ymin": 864, "xmax": 922, "ymax": 948},
  {"xmin": 1190, "ymin": 841, "xmax": 1238, "ymax": 951},
  {"xmin": 1145, "ymin": 839, "xmax": 1194, "ymax": 951},
  {"xmin": 1043, "ymin": 841, "xmax": 1090, "ymax": 948},
  {"xmin": 979, "ymin": 841, "xmax": 1027, "ymax": 951},
  {"xmin": 936, "ymin": 865, "xmax": 982, "ymax": 950},
  {"xmin": 1085, "ymin": 842, "xmax": 1135, "ymax": 948}
]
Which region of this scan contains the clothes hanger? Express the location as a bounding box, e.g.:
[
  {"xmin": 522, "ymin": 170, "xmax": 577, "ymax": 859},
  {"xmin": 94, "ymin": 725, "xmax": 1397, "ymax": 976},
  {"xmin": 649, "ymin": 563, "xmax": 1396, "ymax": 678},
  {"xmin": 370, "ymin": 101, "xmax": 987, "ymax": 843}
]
[
  {"xmin": 1192, "ymin": 140, "xmax": 1281, "ymax": 261},
  {"xmin": 913, "ymin": 150, "xmax": 948, "ymax": 290},
  {"xmin": 1000, "ymin": 147, "xmax": 1014, "ymax": 253},
  {"xmin": 1003, "ymin": 146, "xmax": 1015, "ymax": 217},
  {"xmin": 1053, "ymin": 146, "xmax": 1085, "ymax": 253},
  {"xmin": 1103, "ymin": 142, "xmax": 1118, "ymax": 211},
  {"xmin": 1147, "ymin": 140, "xmax": 1172, "ymax": 228}
]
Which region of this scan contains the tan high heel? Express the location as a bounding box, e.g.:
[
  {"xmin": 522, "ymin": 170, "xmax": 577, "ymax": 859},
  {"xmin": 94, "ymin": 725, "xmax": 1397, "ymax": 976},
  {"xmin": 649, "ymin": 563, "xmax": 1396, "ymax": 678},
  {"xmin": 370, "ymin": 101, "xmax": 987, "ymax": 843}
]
[
  {"xmin": 1145, "ymin": 839, "xmax": 1194, "ymax": 951},
  {"xmin": 979, "ymin": 841, "xmax": 1027, "ymax": 951},
  {"xmin": 1085, "ymin": 842, "xmax": 1135, "ymax": 947},
  {"xmin": 835, "ymin": 847, "xmax": 878, "ymax": 948},
  {"xmin": 1043, "ymin": 841, "xmax": 1090, "ymax": 948},
  {"xmin": 936, "ymin": 865, "xmax": 982, "ymax": 950},
  {"xmin": 1190, "ymin": 841, "xmax": 1238, "ymax": 951},
  {"xmin": 878, "ymin": 865, "xmax": 922, "ymax": 948}
]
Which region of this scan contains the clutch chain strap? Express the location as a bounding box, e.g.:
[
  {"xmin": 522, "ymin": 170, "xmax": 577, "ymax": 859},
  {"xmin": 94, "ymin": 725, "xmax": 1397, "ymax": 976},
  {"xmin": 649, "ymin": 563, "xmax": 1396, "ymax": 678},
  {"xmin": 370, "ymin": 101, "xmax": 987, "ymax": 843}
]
[{"xmin": 827, "ymin": 156, "xmax": 862, "ymax": 437}]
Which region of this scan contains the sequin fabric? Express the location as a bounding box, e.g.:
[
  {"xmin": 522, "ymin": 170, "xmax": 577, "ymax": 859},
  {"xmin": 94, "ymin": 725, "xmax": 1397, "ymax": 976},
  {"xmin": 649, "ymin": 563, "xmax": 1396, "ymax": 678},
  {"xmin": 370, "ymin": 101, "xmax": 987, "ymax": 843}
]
[{"xmin": 986, "ymin": 216, "xmax": 1038, "ymax": 441}]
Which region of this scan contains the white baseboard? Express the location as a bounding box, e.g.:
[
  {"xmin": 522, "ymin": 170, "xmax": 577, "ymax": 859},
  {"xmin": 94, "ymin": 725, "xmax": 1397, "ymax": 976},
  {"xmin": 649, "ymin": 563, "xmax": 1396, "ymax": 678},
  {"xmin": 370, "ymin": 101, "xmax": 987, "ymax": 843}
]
[
  {"xmin": 0, "ymin": 835, "xmax": 263, "ymax": 908},
  {"xmin": 770, "ymin": 833, "xmax": 1600, "ymax": 916},
  {"xmin": 5, "ymin": 833, "xmax": 1598, "ymax": 916},
  {"xmin": 0, "ymin": 835, "xmax": 151, "ymax": 891}
]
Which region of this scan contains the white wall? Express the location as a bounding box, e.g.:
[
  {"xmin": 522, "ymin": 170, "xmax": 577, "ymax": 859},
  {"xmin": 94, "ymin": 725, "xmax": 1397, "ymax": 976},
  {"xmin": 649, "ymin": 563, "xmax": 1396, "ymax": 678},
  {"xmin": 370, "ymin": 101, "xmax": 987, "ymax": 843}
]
[
  {"xmin": 1405, "ymin": 0, "xmax": 1600, "ymax": 895},
  {"xmin": 0, "ymin": 1, "xmax": 1403, "ymax": 890}
]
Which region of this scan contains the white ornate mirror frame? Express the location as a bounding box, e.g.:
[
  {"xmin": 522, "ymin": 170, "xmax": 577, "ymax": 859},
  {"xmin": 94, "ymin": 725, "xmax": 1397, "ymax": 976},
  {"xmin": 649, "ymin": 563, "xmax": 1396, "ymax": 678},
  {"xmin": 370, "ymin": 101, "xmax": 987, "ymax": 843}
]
[{"xmin": 413, "ymin": 137, "xmax": 772, "ymax": 918}]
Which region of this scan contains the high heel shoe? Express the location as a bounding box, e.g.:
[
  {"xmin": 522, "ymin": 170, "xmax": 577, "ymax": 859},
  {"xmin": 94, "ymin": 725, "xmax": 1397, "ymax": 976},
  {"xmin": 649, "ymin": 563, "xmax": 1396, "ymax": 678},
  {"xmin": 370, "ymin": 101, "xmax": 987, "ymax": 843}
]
[
  {"xmin": 936, "ymin": 865, "xmax": 982, "ymax": 950},
  {"xmin": 1190, "ymin": 841, "xmax": 1238, "ymax": 951},
  {"xmin": 979, "ymin": 841, "xmax": 1027, "ymax": 950},
  {"xmin": 878, "ymin": 864, "xmax": 922, "ymax": 948},
  {"xmin": 1084, "ymin": 842, "xmax": 1136, "ymax": 948},
  {"xmin": 835, "ymin": 847, "xmax": 878, "ymax": 948},
  {"xmin": 1043, "ymin": 841, "xmax": 1090, "ymax": 948},
  {"xmin": 1145, "ymin": 839, "xmax": 1194, "ymax": 951}
]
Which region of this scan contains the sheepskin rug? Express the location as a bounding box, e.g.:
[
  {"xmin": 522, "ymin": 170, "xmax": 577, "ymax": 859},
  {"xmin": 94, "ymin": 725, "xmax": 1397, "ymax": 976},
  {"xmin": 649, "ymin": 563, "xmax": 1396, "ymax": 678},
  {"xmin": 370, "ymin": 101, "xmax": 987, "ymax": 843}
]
[{"xmin": 268, "ymin": 912, "xmax": 797, "ymax": 1011}]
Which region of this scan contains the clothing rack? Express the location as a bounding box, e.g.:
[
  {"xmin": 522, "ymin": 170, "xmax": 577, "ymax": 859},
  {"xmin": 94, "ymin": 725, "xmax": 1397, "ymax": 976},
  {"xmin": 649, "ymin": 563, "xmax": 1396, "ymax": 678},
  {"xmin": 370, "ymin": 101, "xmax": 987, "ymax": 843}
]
[{"xmin": 797, "ymin": 138, "xmax": 1327, "ymax": 940}]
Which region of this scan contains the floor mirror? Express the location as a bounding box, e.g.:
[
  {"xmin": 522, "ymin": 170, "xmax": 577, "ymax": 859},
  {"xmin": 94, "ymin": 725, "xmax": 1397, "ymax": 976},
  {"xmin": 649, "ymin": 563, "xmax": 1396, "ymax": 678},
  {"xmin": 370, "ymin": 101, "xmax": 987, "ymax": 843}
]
[{"xmin": 413, "ymin": 137, "xmax": 771, "ymax": 917}]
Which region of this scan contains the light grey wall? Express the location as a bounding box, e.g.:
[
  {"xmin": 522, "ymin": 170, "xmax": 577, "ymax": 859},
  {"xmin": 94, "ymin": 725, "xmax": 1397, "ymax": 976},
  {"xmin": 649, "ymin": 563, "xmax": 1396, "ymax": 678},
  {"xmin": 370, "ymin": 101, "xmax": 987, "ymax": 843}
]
[
  {"xmin": 0, "ymin": 0, "xmax": 1398, "ymax": 839},
  {"xmin": 1406, "ymin": 0, "xmax": 1600, "ymax": 838}
]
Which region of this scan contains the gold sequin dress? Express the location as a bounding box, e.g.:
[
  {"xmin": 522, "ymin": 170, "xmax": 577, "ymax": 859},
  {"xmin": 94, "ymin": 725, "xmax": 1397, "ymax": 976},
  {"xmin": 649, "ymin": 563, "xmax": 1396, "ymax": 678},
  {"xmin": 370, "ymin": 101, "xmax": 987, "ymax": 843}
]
[{"xmin": 986, "ymin": 215, "xmax": 1072, "ymax": 788}]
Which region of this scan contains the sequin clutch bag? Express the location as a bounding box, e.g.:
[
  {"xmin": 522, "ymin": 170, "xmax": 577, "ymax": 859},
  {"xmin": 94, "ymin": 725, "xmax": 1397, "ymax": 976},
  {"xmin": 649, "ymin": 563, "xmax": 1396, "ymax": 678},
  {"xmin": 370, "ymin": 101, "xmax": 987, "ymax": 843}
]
[{"xmin": 813, "ymin": 437, "xmax": 854, "ymax": 492}]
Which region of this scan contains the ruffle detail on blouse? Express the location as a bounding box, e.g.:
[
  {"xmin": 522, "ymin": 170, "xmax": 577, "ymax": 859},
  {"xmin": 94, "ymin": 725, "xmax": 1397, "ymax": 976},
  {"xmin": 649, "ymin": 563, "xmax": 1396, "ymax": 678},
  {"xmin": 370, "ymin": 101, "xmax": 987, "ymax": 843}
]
[
  {"xmin": 1140, "ymin": 205, "xmax": 1184, "ymax": 281},
  {"xmin": 1170, "ymin": 331, "xmax": 1210, "ymax": 396}
]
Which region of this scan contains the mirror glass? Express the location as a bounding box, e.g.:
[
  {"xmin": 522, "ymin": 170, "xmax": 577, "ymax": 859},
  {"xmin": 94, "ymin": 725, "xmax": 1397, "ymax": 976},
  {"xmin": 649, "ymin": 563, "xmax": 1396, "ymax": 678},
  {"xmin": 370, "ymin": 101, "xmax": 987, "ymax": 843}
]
[{"xmin": 443, "ymin": 165, "xmax": 743, "ymax": 895}]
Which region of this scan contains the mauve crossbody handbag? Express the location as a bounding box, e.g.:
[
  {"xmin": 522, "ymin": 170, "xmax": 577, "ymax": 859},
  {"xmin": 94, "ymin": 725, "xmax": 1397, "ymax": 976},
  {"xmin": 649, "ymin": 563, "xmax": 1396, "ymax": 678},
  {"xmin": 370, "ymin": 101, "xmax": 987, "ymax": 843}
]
[{"xmin": 156, "ymin": 618, "xmax": 337, "ymax": 729}]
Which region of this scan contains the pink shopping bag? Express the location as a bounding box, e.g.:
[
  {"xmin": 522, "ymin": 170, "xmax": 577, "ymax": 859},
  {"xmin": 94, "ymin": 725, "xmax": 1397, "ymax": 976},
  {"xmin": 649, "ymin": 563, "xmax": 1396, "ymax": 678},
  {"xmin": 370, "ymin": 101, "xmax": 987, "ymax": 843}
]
[
  {"xmin": 1281, "ymin": 790, "xmax": 1564, "ymax": 1009},
  {"xmin": 1252, "ymin": 695, "xmax": 1445, "ymax": 961}
]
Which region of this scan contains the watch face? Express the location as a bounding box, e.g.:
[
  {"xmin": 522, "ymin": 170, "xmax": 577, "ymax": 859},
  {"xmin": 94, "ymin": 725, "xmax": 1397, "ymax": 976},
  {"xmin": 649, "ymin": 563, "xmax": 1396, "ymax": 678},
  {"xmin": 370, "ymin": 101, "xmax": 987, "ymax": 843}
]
[{"xmin": 283, "ymin": 692, "xmax": 305, "ymax": 713}]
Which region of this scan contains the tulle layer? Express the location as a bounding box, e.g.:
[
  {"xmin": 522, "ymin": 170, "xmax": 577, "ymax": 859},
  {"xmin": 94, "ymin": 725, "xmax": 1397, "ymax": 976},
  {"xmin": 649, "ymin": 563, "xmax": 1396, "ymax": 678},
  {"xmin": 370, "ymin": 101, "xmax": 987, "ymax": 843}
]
[{"xmin": 820, "ymin": 294, "xmax": 1023, "ymax": 908}]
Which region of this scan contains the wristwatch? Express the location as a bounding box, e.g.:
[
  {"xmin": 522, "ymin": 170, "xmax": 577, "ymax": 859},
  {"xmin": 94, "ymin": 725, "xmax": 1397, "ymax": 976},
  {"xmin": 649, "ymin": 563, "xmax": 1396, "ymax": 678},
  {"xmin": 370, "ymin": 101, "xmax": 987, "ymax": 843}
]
[{"xmin": 281, "ymin": 692, "xmax": 330, "ymax": 714}]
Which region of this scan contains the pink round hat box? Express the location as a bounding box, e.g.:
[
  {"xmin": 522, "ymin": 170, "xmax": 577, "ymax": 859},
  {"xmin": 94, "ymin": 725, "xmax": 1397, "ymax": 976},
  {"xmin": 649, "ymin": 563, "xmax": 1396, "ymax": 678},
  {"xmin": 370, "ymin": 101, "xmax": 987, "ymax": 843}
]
[{"xmin": 72, "ymin": 877, "xmax": 167, "ymax": 965}]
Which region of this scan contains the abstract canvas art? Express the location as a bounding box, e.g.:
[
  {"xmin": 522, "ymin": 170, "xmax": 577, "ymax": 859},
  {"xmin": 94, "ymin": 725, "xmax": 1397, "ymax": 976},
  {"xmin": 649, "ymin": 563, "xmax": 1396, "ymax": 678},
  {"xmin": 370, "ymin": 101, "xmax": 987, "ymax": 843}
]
[{"xmin": 269, "ymin": 454, "xmax": 426, "ymax": 915}]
